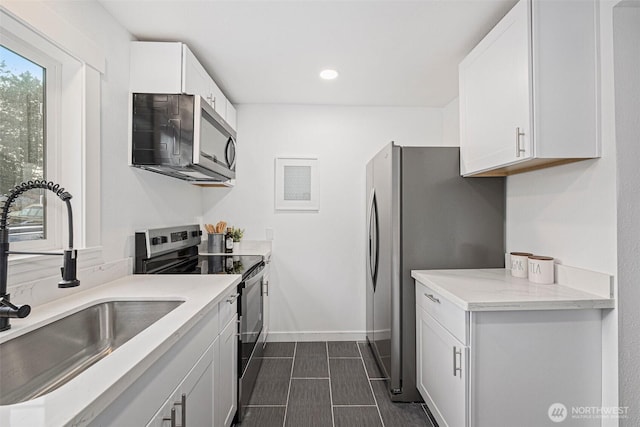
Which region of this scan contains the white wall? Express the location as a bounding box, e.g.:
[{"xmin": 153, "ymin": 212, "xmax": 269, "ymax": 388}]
[
  {"xmin": 42, "ymin": 1, "xmax": 204, "ymax": 263},
  {"xmin": 442, "ymin": 97, "xmax": 460, "ymax": 146},
  {"xmin": 505, "ymin": 0, "xmax": 620, "ymax": 420},
  {"xmin": 201, "ymin": 104, "xmax": 444, "ymax": 339},
  {"xmin": 613, "ymin": 2, "xmax": 640, "ymax": 424}
]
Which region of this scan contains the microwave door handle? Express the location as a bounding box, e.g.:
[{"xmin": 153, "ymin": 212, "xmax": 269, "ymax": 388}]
[{"xmin": 226, "ymin": 138, "xmax": 237, "ymax": 169}]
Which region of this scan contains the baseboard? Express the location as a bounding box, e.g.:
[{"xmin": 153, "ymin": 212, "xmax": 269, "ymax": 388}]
[{"xmin": 266, "ymin": 330, "xmax": 366, "ymax": 342}]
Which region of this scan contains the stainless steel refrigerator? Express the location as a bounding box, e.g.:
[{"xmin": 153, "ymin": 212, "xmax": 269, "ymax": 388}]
[{"xmin": 366, "ymin": 143, "xmax": 505, "ymax": 402}]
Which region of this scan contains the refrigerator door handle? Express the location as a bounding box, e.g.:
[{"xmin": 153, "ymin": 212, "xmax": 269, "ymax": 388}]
[{"xmin": 368, "ymin": 188, "xmax": 379, "ymax": 290}]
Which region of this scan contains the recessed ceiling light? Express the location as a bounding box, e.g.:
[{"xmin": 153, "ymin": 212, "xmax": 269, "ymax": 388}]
[{"xmin": 319, "ymin": 69, "xmax": 339, "ymax": 80}]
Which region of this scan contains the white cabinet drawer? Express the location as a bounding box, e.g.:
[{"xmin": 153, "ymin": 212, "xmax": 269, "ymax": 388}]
[
  {"xmin": 219, "ymin": 287, "xmax": 238, "ymax": 330},
  {"xmin": 416, "ymin": 281, "xmax": 468, "ymax": 345}
]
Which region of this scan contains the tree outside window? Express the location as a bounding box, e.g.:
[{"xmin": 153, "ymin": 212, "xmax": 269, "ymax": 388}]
[{"xmin": 0, "ymin": 44, "xmax": 46, "ymax": 242}]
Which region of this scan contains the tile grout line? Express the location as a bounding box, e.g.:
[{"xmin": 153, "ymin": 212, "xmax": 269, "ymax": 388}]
[
  {"xmin": 281, "ymin": 342, "xmax": 297, "ymax": 427},
  {"xmin": 332, "ymin": 404, "xmax": 378, "ymax": 407},
  {"xmin": 326, "ymin": 341, "xmax": 336, "ymax": 427},
  {"xmin": 291, "ymin": 377, "xmax": 330, "ymax": 379},
  {"xmin": 245, "ymin": 404, "xmax": 287, "ymax": 408},
  {"xmin": 259, "ymin": 356, "xmax": 295, "ymax": 359},
  {"xmin": 358, "ymin": 342, "xmax": 386, "ymax": 427},
  {"xmin": 358, "ymin": 342, "xmax": 386, "ymax": 381}
]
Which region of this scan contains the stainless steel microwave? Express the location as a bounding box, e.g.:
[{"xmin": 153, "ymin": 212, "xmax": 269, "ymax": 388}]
[{"xmin": 130, "ymin": 93, "xmax": 236, "ymax": 182}]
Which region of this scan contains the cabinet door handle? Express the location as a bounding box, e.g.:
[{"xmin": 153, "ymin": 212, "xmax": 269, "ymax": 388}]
[
  {"xmin": 163, "ymin": 407, "xmax": 177, "ymax": 427},
  {"xmin": 424, "ymin": 293, "xmax": 440, "ymax": 304},
  {"xmin": 515, "ymin": 127, "xmax": 525, "ymax": 157},
  {"xmin": 453, "ymin": 346, "xmax": 462, "ymax": 377},
  {"xmin": 264, "ymin": 280, "xmax": 269, "ymax": 296},
  {"xmin": 226, "ymin": 293, "xmax": 239, "ymax": 304},
  {"xmin": 173, "ymin": 393, "xmax": 186, "ymax": 427}
]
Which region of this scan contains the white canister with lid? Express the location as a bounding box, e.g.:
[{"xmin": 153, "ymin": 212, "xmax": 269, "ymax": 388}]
[
  {"xmin": 510, "ymin": 252, "xmax": 533, "ymax": 278},
  {"xmin": 528, "ymin": 256, "xmax": 555, "ymax": 284}
]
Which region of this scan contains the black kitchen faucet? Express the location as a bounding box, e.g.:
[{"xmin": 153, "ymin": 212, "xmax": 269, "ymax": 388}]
[{"xmin": 0, "ymin": 180, "xmax": 80, "ymax": 332}]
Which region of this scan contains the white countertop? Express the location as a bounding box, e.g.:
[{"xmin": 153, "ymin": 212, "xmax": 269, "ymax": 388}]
[
  {"xmin": 412, "ymin": 268, "xmax": 615, "ymax": 311},
  {"xmin": 0, "ymin": 273, "xmax": 241, "ymax": 427}
]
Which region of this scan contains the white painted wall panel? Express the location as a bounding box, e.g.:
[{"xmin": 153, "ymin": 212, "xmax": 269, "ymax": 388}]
[
  {"xmin": 201, "ymin": 105, "xmax": 443, "ymax": 338},
  {"xmin": 614, "ymin": 3, "xmax": 640, "ymax": 425},
  {"xmin": 442, "ymin": 97, "xmax": 460, "ymax": 146}
]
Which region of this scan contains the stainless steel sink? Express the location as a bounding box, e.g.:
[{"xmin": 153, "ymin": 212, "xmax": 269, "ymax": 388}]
[{"xmin": 0, "ymin": 300, "xmax": 183, "ymax": 405}]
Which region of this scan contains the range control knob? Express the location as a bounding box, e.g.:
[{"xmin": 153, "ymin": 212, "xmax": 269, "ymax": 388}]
[
  {"xmin": 191, "ymin": 231, "xmax": 199, "ymax": 237},
  {"xmin": 151, "ymin": 237, "xmax": 160, "ymax": 245},
  {"xmin": 160, "ymin": 236, "xmax": 168, "ymax": 244}
]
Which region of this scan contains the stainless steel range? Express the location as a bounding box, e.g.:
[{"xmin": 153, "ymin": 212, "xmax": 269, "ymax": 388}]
[{"xmin": 134, "ymin": 224, "xmax": 265, "ymax": 423}]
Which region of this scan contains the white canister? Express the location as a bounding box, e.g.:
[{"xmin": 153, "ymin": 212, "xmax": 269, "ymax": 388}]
[
  {"xmin": 510, "ymin": 252, "xmax": 533, "ymax": 278},
  {"xmin": 528, "ymin": 256, "xmax": 555, "ymax": 284}
]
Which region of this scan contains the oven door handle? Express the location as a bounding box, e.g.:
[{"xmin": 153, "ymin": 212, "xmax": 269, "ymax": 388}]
[{"xmin": 242, "ymin": 269, "xmax": 264, "ymax": 289}]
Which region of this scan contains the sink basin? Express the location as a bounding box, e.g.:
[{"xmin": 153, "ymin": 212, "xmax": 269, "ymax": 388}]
[{"xmin": 0, "ymin": 300, "xmax": 183, "ymax": 405}]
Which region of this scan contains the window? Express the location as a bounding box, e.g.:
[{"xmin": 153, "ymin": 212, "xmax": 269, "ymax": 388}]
[
  {"xmin": 0, "ymin": 4, "xmax": 105, "ymax": 285},
  {"xmin": 1, "ymin": 44, "xmax": 46, "ymax": 243},
  {"xmin": 0, "ymin": 35, "xmax": 60, "ymax": 249}
]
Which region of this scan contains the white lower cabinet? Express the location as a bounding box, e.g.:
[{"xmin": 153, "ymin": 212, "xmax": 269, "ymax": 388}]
[
  {"xmin": 416, "ymin": 280, "xmax": 603, "ymax": 427},
  {"xmin": 147, "ymin": 340, "xmax": 215, "ymax": 426},
  {"xmin": 417, "ymin": 307, "xmax": 467, "ymax": 427},
  {"xmin": 216, "ymin": 314, "xmax": 238, "ymax": 427},
  {"xmin": 89, "ymin": 286, "xmax": 240, "ymax": 427}
]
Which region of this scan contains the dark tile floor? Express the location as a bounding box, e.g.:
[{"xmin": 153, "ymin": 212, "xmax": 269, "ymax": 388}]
[{"xmin": 237, "ymin": 341, "xmax": 436, "ymax": 427}]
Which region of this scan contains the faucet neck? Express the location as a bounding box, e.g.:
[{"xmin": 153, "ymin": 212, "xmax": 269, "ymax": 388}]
[
  {"xmin": 0, "ymin": 181, "xmax": 78, "ymax": 331},
  {"xmin": 1, "ymin": 228, "xmax": 9, "ymax": 297},
  {"xmin": 1, "ymin": 229, "xmax": 10, "ymax": 332}
]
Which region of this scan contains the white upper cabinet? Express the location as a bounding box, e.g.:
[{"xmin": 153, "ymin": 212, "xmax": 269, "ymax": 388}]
[
  {"xmin": 130, "ymin": 41, "xmax": 236, "ymax": 130},
  {"xmin": 226, "ymin": 102, "xmax": 237, "ymax": 133},
  {"xmin": 459, "ymin": 0, "xmax": 600, "ymax": 176},
  {"xmin": 181, "ymin": 45, "xmax": 215, "ymax": 107}
]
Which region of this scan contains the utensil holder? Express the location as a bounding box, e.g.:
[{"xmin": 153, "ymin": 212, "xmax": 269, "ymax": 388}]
[{"xmin": 207, "ymin": 233, "xmax": 224, "ymax": 253}]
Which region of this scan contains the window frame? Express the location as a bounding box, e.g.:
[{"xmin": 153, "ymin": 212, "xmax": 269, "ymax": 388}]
[
  {"xmin": 0, "ymin": 4, "xmax": 105, "ymax": 286},
  {"xmin": 1, "ymin": 32, "xmax": 63, "ymax": 252}
]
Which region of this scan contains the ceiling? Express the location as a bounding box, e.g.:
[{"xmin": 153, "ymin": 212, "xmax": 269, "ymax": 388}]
[{"xmin": 98, "ymin": 0, "xmax": 517, "ymax": 107}]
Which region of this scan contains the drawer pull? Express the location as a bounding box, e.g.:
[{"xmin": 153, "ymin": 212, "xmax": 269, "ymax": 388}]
[
  {"xmin": 174, "ymin": 393, "xmax": 186, "ymax": 427},
  {"xmin": 226, "ymin": 293, "xmax": 239, "ymax": 304},
  {"xmin": 163, "ymin": 407, "xmax": 177, "ymax": 427},
  {"xmin": 515, "ymin": 127, "xmax": 525, "ymax": 157},
  {"xmin": 453, "ymin": 347, "xmax": 462, "ymax": 377},
  {"xmin": 425, "ymin": 293, "xmax": 440, "ymax": 304}
]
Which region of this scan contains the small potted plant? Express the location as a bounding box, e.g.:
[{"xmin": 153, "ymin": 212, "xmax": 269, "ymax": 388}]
[{"xmin": 231, "ymin": 227, "xmax": 244, "ymax": 252}]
